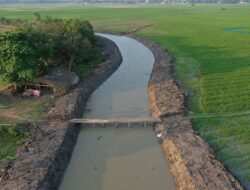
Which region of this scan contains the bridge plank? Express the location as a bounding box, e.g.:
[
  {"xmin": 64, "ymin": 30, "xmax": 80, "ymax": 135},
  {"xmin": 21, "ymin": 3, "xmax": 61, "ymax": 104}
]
[{"xmin": 70, "ymin": 117, "xmax": 161, "ymax": 125}]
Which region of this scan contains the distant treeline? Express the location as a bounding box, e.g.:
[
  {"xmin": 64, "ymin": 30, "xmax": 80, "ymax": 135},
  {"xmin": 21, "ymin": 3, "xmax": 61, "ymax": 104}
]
[{"xmin": 0, "ymin": 0, "xmax": 249, "ymax": 3}]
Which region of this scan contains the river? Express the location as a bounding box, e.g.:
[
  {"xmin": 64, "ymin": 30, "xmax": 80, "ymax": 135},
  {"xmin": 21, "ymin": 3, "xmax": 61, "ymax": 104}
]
[{"xmin": 59, "ymin": 34, "xmax": 176, "ymax": 190}]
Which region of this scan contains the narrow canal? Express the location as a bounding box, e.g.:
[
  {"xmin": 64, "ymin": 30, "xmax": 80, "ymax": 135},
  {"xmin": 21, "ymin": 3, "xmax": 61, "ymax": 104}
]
[{"xmin": 59, "ymin": 34, "xmax": 176, "ymax": 190}]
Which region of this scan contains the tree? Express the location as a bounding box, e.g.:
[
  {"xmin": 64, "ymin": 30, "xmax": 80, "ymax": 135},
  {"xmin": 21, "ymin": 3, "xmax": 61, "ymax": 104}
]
[
  {"xmin": 0, "ymin": 17, "xmax": 98, "ymax": 88},
  {"xmin": 56, "ymin": 19, "xmax": 96, "ymax": 71},
  {"xmin": 0, "ymin": 31, "xmax": 52, "ymax": 87},
  {"xmin": 0, "ymin": 32, "xmax": 36, "ymax": 87}
]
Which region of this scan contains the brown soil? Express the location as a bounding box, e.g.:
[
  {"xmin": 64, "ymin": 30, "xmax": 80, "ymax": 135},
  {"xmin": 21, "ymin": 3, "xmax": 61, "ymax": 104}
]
[
  {"xmin": 134, "ymin": 35, "xmax": 244, "ymax": 190},
  {"xmin": 0, "ymin": 33, "xmax": 244, "ymax": 190},
  {"xmin": 0, "ymin": 36, "xmax": 122, "ymax": 190},
  {"xmin": 0, "ymin": 109, "xmax": 20, "ymax": 120},
  {"xmin": 161, "ymin": 116, "xmax": 242, "ymax": 190},
  {"xmin": 0, "ymin": 121, "xmax": 73, "ymax": 190}
]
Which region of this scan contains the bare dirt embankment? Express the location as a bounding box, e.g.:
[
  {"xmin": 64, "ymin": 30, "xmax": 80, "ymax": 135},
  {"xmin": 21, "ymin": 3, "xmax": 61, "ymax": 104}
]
[
  {"xmin": 0, "ymin": 36, "xmax": 122, "ymax": 190},
  {"xmin": 134, "ymin": 36, "xmax": 244, "ymax": 190}
]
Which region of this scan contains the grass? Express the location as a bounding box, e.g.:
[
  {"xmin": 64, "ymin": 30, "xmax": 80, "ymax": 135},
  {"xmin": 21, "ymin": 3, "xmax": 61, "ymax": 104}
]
[
  {"xmin": 0, "ymin": 95, "xmax": 55, "ymax": 164},
  {"xmin": 75, "ymin": 47, "xmax": 106, "ymax": 79},
  {"xmin": 75, "ymin": 64, "xmax": 97, "ymax": 78},
  {"xmin": 0, "ymin": 117, "xmax": 30, "ymax": 164},
  {"xmin": 0, "ymin": 96, "xmax": 56, "ymax": 120},
  {"xmin": 0, "ymin": 3, "xmax": 250, "ymax": 187},
  {"xmin": 194, "ymin": 115, "xmax": 250, "ymax": 188},
  {"xmin": 17, "ymin": 97, "xmax": 56, "ymax": 120}
]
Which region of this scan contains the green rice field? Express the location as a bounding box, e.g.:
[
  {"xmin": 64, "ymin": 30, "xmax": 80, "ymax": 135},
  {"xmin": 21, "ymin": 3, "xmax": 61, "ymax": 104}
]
[{"xmin": 0, "ymin": 3, "xmax": 250, "ymax": 188}]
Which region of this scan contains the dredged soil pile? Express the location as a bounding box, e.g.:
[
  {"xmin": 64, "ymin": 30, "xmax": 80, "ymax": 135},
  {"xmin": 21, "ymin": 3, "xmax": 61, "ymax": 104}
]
[{"xmin": 134, "ymin": 35, "xmax": 244, "ymax": 190}]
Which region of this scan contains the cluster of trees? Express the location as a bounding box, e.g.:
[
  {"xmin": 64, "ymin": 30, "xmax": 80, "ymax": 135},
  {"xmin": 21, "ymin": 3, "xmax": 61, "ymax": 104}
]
[{"xmin": 0, "ymin": 16, "xmax": 98, "ymax": 87}]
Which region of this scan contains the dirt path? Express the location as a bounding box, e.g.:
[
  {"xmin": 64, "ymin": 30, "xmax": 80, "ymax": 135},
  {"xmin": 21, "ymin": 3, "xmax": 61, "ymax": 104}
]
[{"xmin": 0, "ymin": 109, "xmax": 27, "ymax": 121}]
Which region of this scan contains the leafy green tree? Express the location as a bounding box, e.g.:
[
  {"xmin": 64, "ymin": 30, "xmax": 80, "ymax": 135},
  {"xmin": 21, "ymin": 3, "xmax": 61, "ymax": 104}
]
[
  {"xmin": 0, "ymin": 31, "xmax": 52, "ymax": 87},
  {"xmin": 0, "ymin": 17, "xmax": 98, "ymax": 89},
  {"xmin": 26, "ymin": 31, "xmax": 54, "ymax": 72},
  {"xmin": 0, "ymin": 32, "xmax": 36, "ymax": 86},
  {"xmin": 56, "ymin": 19, "xmax": 96, "ymax": 71}
]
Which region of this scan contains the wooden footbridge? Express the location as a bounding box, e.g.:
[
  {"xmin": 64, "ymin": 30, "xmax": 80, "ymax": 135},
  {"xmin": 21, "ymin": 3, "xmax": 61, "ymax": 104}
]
[{"xmin": 70, "ymin": 117, "xmax": 161, "ymax": 128}]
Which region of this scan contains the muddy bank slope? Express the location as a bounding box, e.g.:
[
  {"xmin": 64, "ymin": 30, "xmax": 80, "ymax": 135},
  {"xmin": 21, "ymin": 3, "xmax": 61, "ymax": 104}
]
[
  {"xmin": 134, "ymin": 36, "xmax": 243, "ymax": 190},
  {"xmin": 0, "ymin": 36, "xmax": 122, "ymax": 190}
]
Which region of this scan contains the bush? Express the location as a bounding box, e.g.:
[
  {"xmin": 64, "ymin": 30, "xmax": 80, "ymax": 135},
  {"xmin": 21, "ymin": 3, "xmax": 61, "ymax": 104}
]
[
  {"xmin": 0, "ymin": 31, "xmax": 53, "ymax": 87},
  {"xmin": 55, "ymin": 19, "xmax": 96, "ymax": 71},
  {"xmin": 0, "ymin": 124, "xmax": 28, "ymax": 137},
  {"xmin": 0, "ymin": 17, "xmax": 99, "ymax": 87}
]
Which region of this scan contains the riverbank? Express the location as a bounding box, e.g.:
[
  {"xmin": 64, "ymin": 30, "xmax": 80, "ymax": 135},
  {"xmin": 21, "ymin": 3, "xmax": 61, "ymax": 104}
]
[
  {"xmin": 59, "ymin": 33, "xmax": 176, "ymax": 190},
  {"xmin": 0, "ymin": 33, "xmax": 244, "ymax": 190},
  {"xmin": 135, "ymin": 35, "xmax": 244, "ymax": 189},
  {"xmin": 0, "ymin": 36, "xmax": 122, "ymax": 190}
]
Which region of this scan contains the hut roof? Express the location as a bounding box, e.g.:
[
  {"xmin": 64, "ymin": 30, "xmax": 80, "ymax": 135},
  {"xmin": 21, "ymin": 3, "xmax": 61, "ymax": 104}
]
[{"xmin": 38, "ymin": 67, "xmax": 79, "ymax": 96}]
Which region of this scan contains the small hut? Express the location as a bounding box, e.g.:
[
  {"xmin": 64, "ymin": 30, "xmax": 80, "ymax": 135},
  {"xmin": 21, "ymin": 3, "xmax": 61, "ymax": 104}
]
[{"xmin": 24, "ymin": 67, "xmax": 79, "ymax": 97}]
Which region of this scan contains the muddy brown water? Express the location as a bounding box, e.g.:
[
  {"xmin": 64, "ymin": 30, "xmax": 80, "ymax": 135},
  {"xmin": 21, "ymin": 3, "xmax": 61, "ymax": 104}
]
[{"xmin": 59, "ymin": 34, "xmax": 176, "ymax": 190}]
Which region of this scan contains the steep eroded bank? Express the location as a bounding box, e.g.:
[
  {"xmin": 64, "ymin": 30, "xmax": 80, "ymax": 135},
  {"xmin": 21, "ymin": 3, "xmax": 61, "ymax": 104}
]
[
  {"xmin": 59, "ymin": 33, "xmax": 176, "ymax": 190},
  {"xmin": 136, "ymin": 36, "xmax": 244, "ymax": 190},
  {"xmin": 0, "ymin": 36, "xmax": 122, "ymax": 190},
  {"xmin": 0, "ymin": 33, "xmax": 244, "ymax": 190}
]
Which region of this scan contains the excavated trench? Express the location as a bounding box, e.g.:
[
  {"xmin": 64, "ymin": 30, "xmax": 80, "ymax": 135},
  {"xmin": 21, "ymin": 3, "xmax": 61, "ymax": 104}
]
[
  {"xmin": 0, "ymin": 33, "xmax": 243, "ymax": 190},
  {"xmin": 59, "ymin": 34, "xmax": 176, "ymax": 190}
]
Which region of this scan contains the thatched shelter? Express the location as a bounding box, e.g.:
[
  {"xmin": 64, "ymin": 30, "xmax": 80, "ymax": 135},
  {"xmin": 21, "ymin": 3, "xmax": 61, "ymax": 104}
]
[{"xmin": 26, "ymin": 67, "xmax": 80, "ymax": 96}]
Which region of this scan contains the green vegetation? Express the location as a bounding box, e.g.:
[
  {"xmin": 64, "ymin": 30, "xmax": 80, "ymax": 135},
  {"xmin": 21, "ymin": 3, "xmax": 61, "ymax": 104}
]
[
  {"xmin": 0, "ymin": 3, "xmax": 249, "ymax": 187},
  {"xmin": 194, "ymin": 116, "xmax": 250, "ymax": 186},
  {"xmin": 0, "ymin": 15, "xmax": 104, "ymax": 165},
  {"xmin": 0, "ymin": 31, "xmax": 51, "ymax": 87},
  {"xmin": 0, "ymin": 118, "xmax": 30, "ymax": 164},
  {"xmin": 0, "ymin": 16, "xmax": 99, "ymax": 87}
]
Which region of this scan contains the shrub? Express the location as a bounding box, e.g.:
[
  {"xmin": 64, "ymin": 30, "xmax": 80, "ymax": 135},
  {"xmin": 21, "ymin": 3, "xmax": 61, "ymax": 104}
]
[
  {"xmin": 0, "ymin": 17, "xmax": 98, "ymax": 87},
  {"xmin": 55, "ymin": 19, "xmax": 96, "ymax": 71},
  {"xmin": 0, "ymin": 31, "xmax": 53, "ymax": 87}
]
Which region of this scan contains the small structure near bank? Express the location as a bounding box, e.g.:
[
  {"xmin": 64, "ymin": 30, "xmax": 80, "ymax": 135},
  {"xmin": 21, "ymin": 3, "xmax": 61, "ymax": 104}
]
[
  {"xmin": 0, "ymin": 67, "xmax": 80, "ymax": 98},
  {"xmin": 23, "ymin": 67, "xmax": 80, "ymax": 97}
]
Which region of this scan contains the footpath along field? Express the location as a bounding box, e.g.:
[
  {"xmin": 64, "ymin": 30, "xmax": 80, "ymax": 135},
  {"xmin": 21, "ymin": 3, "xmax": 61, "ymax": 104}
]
[{"xmin": 0, "ymin": 3, "xmax": 250, "ymax": 188}]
